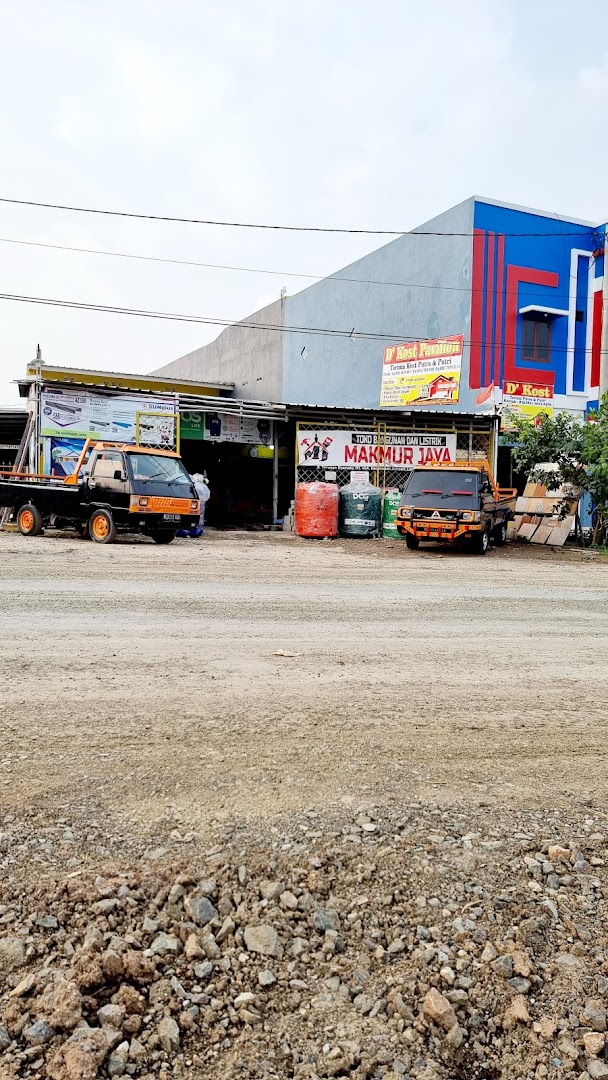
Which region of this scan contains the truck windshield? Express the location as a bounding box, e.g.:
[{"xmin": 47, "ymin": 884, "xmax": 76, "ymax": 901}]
[
  {"xmin": 401, "ymin": 470, "xmax": 479, "ymax": 509},
  {"xmin": 127, "ymin": 454, "xmax": 192, "ymax": 485}
]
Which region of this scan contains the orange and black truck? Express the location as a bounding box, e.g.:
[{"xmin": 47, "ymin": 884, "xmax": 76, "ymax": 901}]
[
  {"xmin": 396, "ymin": 461, "xmax": 516, "ymax": 554},
  {"xmin": 0, "ymin": 440, "xmax": 200, "ymax": 544}
]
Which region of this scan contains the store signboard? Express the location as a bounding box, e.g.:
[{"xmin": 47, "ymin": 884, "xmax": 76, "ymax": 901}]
[
  {"xmin": 501, "ymin": 381, "xmax": 554, "ymax": 430},
  {"xmin": 180, "ymin": 410, "xmax": 205, "ymax": 440},
  {"xmin": 297, "ymin": 430, "xmax": 457, "ymax": 469},
  {"xmin": 202, "ymin": 411, "xmax": 273, "ymax": 446},
  {"xmin": 40, "ymin": 388, "xmax": 177, "ymax": 441},
  {"xmin": 380, "ymin": 335, "xmax": 464, "ymax": 407}
]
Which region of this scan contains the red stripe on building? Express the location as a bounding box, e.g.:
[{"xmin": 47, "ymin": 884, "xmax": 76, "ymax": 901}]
[
  {"xmin": 591, "ymin": 286, "xmax": 603, "ymax": 389},
  {"xmin": 484, "ymin": 232, "xmax": 495, "ymax": 388},
  {"xmin": 503, "ymin": 264, "xmax": 558, "ymax": 386},
  {"xmin": 469, "ymin": 229, "xmax": 485, "ymax": 389},
  {"xmin": 493, "ymin": 234, "xmax": 505, "ymax": 388}
]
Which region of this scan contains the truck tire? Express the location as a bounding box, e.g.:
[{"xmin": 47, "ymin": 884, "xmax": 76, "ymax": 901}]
[
  {"xmin": 471, "ymin": 526, "xmax": 490, "ymax": 554},
  {"xmin": 89, "ymin": 508, "xmax": 117, "ymax": 544},
  {"xmin": 405, "ymin": 533, "xmax": 420, "ymax": 550},
  {"xmin": 150, "ymin": 530, "xmax": 176, "ymax": 545},
  {"xmin": 17, "ymin": 503, "xmax": 43, "ymax": 537},
  {"xmin": 492, "ymin": 521, "xmax": 507, "ymax": 547}
]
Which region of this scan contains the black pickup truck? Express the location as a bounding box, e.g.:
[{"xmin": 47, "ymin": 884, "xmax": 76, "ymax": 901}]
[{"xmin": 0, "ymin": 441, "xmax": 200, "ymax": 544}]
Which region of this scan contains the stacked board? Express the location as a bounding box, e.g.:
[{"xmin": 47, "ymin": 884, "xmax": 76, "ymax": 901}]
[{"xmin": 512, "ymin": 476, "xmax": 578, "ymax": 546}]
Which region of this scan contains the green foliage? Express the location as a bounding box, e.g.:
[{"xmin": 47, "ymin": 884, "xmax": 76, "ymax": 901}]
[{"xmin": 511, "ymin": 393, "xmax": 608, "ymax": 544}]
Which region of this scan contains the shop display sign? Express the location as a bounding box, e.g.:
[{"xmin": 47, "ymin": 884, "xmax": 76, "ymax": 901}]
[
  {"xmin": 180, "ymin": 410, "xmax": 205, "ymax": 440},
  {"xmin": 297, "ymin": 430, "xmax": 457, "ymax": 469},
  {"xmin": 40, "ymin": 388, "xmax": 176, "ymax": 441},
  {"xmin": 380, "ymin": 335, "xmax": 464, "ymax": 407},
  {"xmin": 501, "ymin": 381, "xmax": 554, "ymax": 430},
  {"xmin": 202, "ymin": 411, "xmax": 273, "ymax": 445}
]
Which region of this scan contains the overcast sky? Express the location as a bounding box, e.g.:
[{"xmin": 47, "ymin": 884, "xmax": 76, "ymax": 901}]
[{"xmin": 1, "ymin": 0, "xmax": 607, "ymax": 403}]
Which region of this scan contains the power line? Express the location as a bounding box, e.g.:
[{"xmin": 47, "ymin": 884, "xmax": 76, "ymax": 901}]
[
  {"xmin": 0, "ymin": 235, "xmax": 591, "ymax": 301},
  {"xmin": 0, "ymin": 195, "xmax": 602, "ymax": 238},
  {"xmin": 0, "ymin": 289, "xmax": 599, "ymax": 354}
]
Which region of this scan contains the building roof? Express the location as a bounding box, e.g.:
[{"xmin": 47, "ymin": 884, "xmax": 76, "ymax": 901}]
[{"xmin": 20, "ymin": 363, "xmax": 233, "ymax": 398}]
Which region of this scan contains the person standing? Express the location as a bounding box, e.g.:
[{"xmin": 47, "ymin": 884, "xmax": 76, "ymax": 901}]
[{"xmin": 190, "ymin": 472, "xmax": 210, "ymax": 537}]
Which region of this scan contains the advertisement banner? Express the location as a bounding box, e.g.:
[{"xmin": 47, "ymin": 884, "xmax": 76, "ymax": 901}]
[
  {"xmin": 297, "ymin": 430, "xmax": 457, "ymax": 469},
  {"xmin": 380, "ymin": 335, "xmax": 464, "ymax": 407},
  {"xmin": 44, "ymin": 436, "xmax": 86, "ymax": 478},
  {"xmin": 40, "ymin": 388, "xmax": 177, "ymax": 441},
  {"xmin": 202, "ymin": 411, "xmax": 272, "ymax": 445},
  {"xmin": 180, "ymin": 410, "xmax": 205, "ymax": 440},
  {"xmin": 501, "ymin": 381, "xmax": 554, "ymax": 430}
]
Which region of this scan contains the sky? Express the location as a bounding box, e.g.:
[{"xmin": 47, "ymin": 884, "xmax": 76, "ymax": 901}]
[{"xmin": 1, "ymin": 0, "xmax": 608, "ymax": 404}]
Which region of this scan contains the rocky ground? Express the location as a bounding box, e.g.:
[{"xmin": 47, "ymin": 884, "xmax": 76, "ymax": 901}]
[{"xmin": 1, "ymin": 532, "xmax": 607, "ymax": 1080}]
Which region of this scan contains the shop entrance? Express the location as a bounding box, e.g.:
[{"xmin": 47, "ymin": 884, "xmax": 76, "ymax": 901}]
[{"xmin": 180, "ymin": 439, "xmax": 275, "ymax": 527}]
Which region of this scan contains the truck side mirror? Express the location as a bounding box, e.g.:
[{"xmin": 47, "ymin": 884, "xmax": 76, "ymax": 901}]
[{"xmin": 113, "ymin": 469, "xmax": 123, "ymax": 481}]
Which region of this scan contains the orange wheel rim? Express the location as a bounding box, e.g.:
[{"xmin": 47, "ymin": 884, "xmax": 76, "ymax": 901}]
[
  {"xmin": 92, "ymin": 515, "xmax": 109, "ymax": 539},
  {"xmin": 20, "ymin": 509, "xmax": 34, "ymax": 532}
]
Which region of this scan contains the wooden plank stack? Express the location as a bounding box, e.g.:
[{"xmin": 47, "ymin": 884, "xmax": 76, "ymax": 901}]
[{"xmin": 512, "ymin": 468, "xmax": 579, "ymax": 546}]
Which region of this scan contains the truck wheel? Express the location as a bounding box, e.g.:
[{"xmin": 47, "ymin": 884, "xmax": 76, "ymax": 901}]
[
  {"xmin": 492, "ymin": 521, "xmax": 507, "ymax": 547},
  {"xmin": 17, "ymin": 503, "xmax": 43, "ymax": 537},
  {"xmin": 405, "ymin": 533, "xmax": 420, "ymax": 550},
  {"xmin": 89, "ymin": 509, "xmax": 117, "ymax": 544},
  {"xmin": 472, "ymin": 526, "xmax": 490, "ymax": 554},
  {"xmin": 150, "ymin": 530, "xmax": 176, "ymax": 545}
]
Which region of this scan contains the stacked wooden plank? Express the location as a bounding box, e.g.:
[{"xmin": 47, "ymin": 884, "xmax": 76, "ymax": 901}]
[{"xmin": 512, "ymin": 469, "xmax": 578, "ymax": 546}]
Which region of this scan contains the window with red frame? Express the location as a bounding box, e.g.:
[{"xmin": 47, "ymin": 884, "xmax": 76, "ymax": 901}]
[{"xmin": 521, "ymin": 315, "xmax": 551, "ymax": 362}]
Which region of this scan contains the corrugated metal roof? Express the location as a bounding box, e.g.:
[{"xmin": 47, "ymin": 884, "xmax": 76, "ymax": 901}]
[{"xmin": 21, "ymin": 364, "xmax": 233, "ymax": 392}]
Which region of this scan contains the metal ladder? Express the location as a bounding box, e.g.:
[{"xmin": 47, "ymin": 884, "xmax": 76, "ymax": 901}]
[{"xmin": 0, "ymin": 412, "xmax": 33, "ymax": 530}]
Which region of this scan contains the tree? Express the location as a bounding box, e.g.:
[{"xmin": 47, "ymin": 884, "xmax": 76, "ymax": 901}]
[{"xmin": 511, "ymin": 393, "xmax": 608, "ymax": 546}]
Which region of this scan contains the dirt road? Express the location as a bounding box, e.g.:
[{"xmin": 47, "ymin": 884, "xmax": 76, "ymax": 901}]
[{"xmin": 1, "ymin": 531, "xmax": 606, "ymax": 828}]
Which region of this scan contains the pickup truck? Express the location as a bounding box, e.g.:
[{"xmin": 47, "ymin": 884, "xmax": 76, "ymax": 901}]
[
  {"xmin": 395, "ymin": 461, "xmax": 516, "ymax": 554},
  {"xmin": 0, "ymin": 440, "xmax": 200, "ymax": 544}
]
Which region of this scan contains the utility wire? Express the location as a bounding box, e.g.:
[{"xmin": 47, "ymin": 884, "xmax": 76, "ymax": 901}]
[
  {"xmin": 0, "ymin": 289, "xmax": 598, "ymax": 354},
  {"xmin": 0, "ymin": 196, "xmax": 601, "ymax": 238},
  {"xmin": 0, "ymin": 235, "xmax": 591, "ymax": 301}
]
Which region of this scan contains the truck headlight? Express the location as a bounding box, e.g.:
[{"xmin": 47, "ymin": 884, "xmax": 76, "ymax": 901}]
[
  {"xmin": 461, "ymin": 511, "xmax": 479, "ymax": 522},
  {"xmin": 190, "ymin": 501, "xmax": 199, "ymax": 512},
  {"xmin": 400, "ymin": 505, "xmax": 413, "ymax": 514},
  {"xmin": 139, "ymin": 497, "xmax": 148, "ymax": 507}
]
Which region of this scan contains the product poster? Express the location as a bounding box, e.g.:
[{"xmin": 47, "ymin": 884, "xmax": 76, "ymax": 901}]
[
  {"xmin": 43, "ymin": 436, "xmax": 86, "ymax": 478},
  {"xmin": 380, "ymin": 335, "xmax": 464, "ymax": 407},
  {"xmin": 297, "ymin": 430, "xmax": 457, "ymax": 469},
  {"xmin": 202, "ymin": 412, "xmax": 272, "ymax": 445},
  {"xmin": 40, "ymin": 388, "xmax": 177, "ymax": 441},
  {"xmin": 501, "ymin": 381, "xmax": 554, "ymax": 430},
  {"xmin": 180, "ymin": 411, "xmax": 205, "ymax": 440}
]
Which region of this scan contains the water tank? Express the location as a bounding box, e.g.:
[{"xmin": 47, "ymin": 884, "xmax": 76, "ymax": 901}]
[
  {"xmin": 382, "ymin": 489, "xmax": 402, "ymax": 538},
  {"xmin": 294, "ymin": 482, "xmax": 339, "ymax": 538},
  {"xmin": 339, "ymin": 481, "xmax": 382, "ymax": 538}
]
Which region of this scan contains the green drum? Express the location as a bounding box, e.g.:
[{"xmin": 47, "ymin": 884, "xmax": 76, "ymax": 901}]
[
  {"xmin": 382, "ymin": 489, "xmax": 402, "ymax": 538},
  {"xmin": 339, "ymin": 481, "xmax": 382, "ymax": 537}
]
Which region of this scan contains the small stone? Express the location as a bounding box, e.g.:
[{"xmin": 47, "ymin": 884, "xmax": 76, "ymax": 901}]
[
  {"xmin": 193, "ymin": 961, "xmax": 213, "ymax": 981},
  {"xmin": 128, "ymin": 1038, "xmax": 146, "ymax": 1062},
  {"xmin": 548, "ymin": 845, "xmax": 571, "ymax": 863},
  {"xmin": 481, "ymin": 942, "xmax": 497, "ymax": 962},
  {"xmin": 98, "ymin": 1004, "xmax": 125, "ymax": 1029},
  {"xmin": 259, "ymin": 880, "xmax": 285, "ymax": 901},
  {"xmin": 10, "ymin": 973, "xmax": 37, "ymax": 998},
  {"xmin": 313, "ymin": 908, "xmax": 341, "ymax": 933},
  {"xmin": 422, "ymin": 988, "xmax": 458, "ymax": 1031},
  {"xmin": 353, "ymin": 994, "xmax": 374, "ymax": 1014},
  {"xmin": 0, "ymin": 937, "xmax": 26, "ymax": 972},
  {"xmin": 443, "ymin": 1024, "xmax": 465, "ymax": 1050},
  {"xmin": 107, "ymin": 1041, "xmax": 129, "ymax": 1077},
  {"xmin": 244, "ymin": 924, "xmax": 282, "ymax": 958},
  {"xmin": 142, "ymin": 917, "xmax": 158, "ymax": 934},
  {"xmin": 492, "ymin": 954, "xmax": 514, "ymax": 978},
  {"xmin": 584, "ymin": 1032, "xmax": 606, "ymax": 1057},
  {"xmin": 150, "ymin": 933, "xmax": 182, "ymax": 957},
  {"xmin": 36, "ymin": 974, "xmax": 83, "ymax": 1030},
  {"xmin": 185, "ymin": 934, "xmax": 204, "ymax": 961},
  {"xmin": 170, "ymin": 975, "xmax": 188, "ymax": 1000},
  {"xmin": 509, "ymin": 977, "xmax": 531, "ymax": 993},
  {"xmin": 184, "ymin": 896, "xmax": 218, "ymax": 927},
  {"xmin": 23, "ymin": 1020, "xmax": 54, "ymax": 1045},
  {"xmin": 157, "ymin": 1015, "xmax": 180, "ymax": 1053},
  {"xmin": 0, "ymin": 1024, "xmax": 10, "ymax": 1049},
  {"xmin": 280, "ymin": 891, "xmax": 299, "ymax": 910},
  {"xmin": 37, "ymin": 915, "xmax": 59, "ymax": 930},
  {"xmin": 387, "ymin": 938, "xmax": 406, "ymax": 955},
  {"xmin": 47, "ymin": 1026, "xmax": 108, "ymax": 1080},
  {"xmin": 440, "ymin": 966, "xmax": 456, "ymax": 986},
  {"xmin": 258, "ymin": 969, "xmax": 276, "ymax": 987},
  {"xmin": 234, "ymin": 992, "xmax": 256, "ymax": 1008},
  {"xmin": 588, "ymin": 1061, "xmax": 608, "ymax": 1080},
  {"xmin": 581, "ymin": 1001, "xmax": 607, "ymax": 1033},
  {"xmin": 504, "ymin": 994, "xmax": 530, "ymax": 1027},
  {"xmin": 101, "ymin": 949, "xmax": 124, "ymax": 982},
  {"xmin": 123, "ymin": 951, "xmax": 156, "ymax": 983},
  {"xmin": 216, "ymin": 917, "xmax": 235, "ymax": 944}
]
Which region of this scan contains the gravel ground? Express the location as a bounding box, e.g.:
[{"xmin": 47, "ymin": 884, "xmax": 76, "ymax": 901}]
[{"xmin": 0, "ymin": 531, "xmax": 607, "ymax": 1080}]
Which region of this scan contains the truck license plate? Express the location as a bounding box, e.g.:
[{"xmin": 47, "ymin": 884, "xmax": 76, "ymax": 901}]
[{"xmin": 162, "ymin": 513, "xmax": 180, "ymax": 521}]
